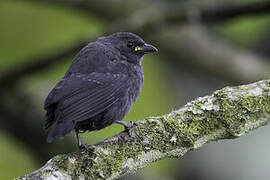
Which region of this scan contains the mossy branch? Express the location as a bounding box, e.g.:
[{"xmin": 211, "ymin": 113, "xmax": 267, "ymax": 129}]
[{"xmin": 18, "ymin": 80, "xmax": 270, "ymax": 180}]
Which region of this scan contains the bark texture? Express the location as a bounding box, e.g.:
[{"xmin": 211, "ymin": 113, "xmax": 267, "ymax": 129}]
[{"xmin": 18, "ymin": 80, "xmax": 270, "ymax": 180}]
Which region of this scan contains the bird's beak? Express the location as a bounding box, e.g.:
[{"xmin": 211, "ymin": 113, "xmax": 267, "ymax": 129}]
[{"xmin": 141, "ymin": 43, "xmax": 158, "ymax": 54}]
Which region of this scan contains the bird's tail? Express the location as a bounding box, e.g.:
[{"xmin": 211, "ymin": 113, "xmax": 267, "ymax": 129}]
[{"xmin": 46, "ymin": 121, "xmax": 75, "ymax": 143}]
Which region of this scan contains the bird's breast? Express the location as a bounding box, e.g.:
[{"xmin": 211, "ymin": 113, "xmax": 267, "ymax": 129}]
[
  {"xmin": 111, "ymin": 61, "xmax": 144, "ymax": 104},
  {"xmin": 126, "ymin": 65, "xmax": 144, "ymax": 103}
]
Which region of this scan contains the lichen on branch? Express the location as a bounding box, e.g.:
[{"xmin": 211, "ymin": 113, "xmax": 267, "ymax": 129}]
[{"xmin": 18, "ymin": 80, "xmax": 270, "ymax": 180}]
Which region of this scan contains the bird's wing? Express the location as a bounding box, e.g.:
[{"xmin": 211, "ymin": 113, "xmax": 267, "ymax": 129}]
[{"xmin": 44, "ymin": 73, "xmax": 128, "ymax": 131}]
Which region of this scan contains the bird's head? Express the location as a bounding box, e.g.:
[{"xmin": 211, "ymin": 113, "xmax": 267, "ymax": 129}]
[{"xmin": 98, "ymin": 32, "xmax": 158, "ymax": 65}]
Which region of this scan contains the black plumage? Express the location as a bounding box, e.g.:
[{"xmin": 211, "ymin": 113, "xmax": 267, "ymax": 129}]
[{"xmin": 44, "ymin": 32, "xmax": 157, "ymax": 147}]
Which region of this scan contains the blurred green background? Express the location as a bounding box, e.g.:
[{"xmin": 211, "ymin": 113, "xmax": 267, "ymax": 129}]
[{"xmin": 1, "ymin": 0, "xmax": 270, "ymax": 179}]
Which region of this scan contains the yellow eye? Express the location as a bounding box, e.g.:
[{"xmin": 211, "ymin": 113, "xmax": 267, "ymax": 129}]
[{"xmin": 134, "ymin": 46, "xmax": 141, "ymax": 52}]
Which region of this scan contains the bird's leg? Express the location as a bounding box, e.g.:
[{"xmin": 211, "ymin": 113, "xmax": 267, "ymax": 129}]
[
  {"xmin": 115, "ymin": 120, "xmax": 137, "ymax": 136},
  {"xmin": 75, "ymin": 130, "xmax": 87, "ymax": 149}
]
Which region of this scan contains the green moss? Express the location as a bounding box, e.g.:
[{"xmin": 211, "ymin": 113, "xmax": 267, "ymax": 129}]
[
  {"xmin": 213, "ymin": 85, "xmax": 270, "ymax": 136},
  {"xmin": 158, "ymin": 82, "xmax": 270, "ymax": 149},
  {"xmin": 263, "ymin": 87, "xmax": 270, "ymax": 93},
  {"xmin": 53, "ymin": 155, "xmax": 70, "ymax": 171},
  {"xmin": 159, "ymin": 96, "xmax": 224, "ymax": 149}
]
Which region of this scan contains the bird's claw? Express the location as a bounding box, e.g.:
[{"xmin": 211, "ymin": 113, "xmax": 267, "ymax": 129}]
[
  {"xmin": 115, "ymin": 120, "xmax": 138, "ymax": 136},
  {"xmin": 124, "ymin": 121, "xmax": 138, "ymax": 136},
  {"xmin": 125, "ymin": 121, "xmax": 137, "ymax": 128},
  {"xmin": 79, "ymin": 143, "xmax": 89, "ymax": 150}
]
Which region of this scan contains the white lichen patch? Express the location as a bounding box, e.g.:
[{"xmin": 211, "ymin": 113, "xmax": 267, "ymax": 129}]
[
  {"xmin": 78, "ymin": 174, "xmax": 85, "ymax": 180},
  {"xmin": 68, "ymin": 157, "xmax": 76, "ymax": 164},
  {"xmin": 224, "ymin": 80, "xmax": 269, "ymax": 100},
  {"xmin": 186, "ymin": 101, "xmax": 203, "ymax": 114},
  {"xmin": 122, "ymin": 158, "xmax": 135, "ymax": 169},
  {"xmin": 142, "ymin": 137, "xmax": 150, "ymax": 145},
  {"xmin": 167, "ymin": 110, "xmax": 177, "ymax": 118},
  {"xmin": 191, "ymin": 108, "xmax": 203, "ymax": 114},
  {"xmin": 146, "ymin": 118, "xmax": 162, "ymax": 126},
  {"xmin": 140, "ymin": 150, "xmax": 164, "ymax": 164},
  {"xmin": 249, "ymin": 87, "xmax": 263, "ymax": 96},
  {"xmin": 201, "ymin": 97, "xmax": 219, "ymax": 111},
  {"xmin": 170, "ymin": 134, "xmax": 177, "ymax": 143},
  {"xmin": 186, "ymin": 95, "xmax": 219, "ymax": 114},
  {"xmin": 45, "ymin": 171, "xmax": 71, "ymax": 180},
  {"xmin": 223, "ymin": 87, "xmax": 238, "ymax": 100},
  {"xmin": 167, "ymin": 147, "xmax": 189, "ymax": 158},
  {"xmin": 147, "ymin": 118, "xmax": 159, "ymax": 123},
  {"xmin": 99, "ymin": 171, "xmax": 105, "ymax": 178},
  {"xmin": 96, "ymin": 147, "xmax": 111, "ymax": 155}
]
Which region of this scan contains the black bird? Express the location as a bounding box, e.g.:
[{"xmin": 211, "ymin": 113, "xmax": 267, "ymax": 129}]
[{"xmin": 44, "ymin": 32, "xmax": 158, "ymax": 147}]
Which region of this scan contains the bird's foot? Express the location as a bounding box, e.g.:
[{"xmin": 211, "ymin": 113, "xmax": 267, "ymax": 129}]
[
  {"xmin": 76, "ymin": 130, "xmax": 89, "ymax": 150},
  {"xmin": 124, "ymin": 121, "xmax": 138, "ymax": 136},
  {"xmin": 115, "ymin": 120, "xmax": 138, "ymax": 136},
  {"xmin": 79, "ymin": 143, "xmax": 89, "ymax": 150}
]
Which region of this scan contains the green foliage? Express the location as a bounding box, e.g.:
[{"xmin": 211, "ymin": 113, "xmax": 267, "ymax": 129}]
[{"xmin": 0, "ymin": 0, "xmax": 101, "ymax": 69}]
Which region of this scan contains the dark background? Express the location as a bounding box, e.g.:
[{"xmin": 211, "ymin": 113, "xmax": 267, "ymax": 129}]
[{"xmin": 0, "ymin": 0, "xmax": 270, "ymax": 179}]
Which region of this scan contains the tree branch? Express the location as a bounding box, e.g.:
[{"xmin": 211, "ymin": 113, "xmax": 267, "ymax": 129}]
[{"xmin": 18, "ymin": 79, "xmax": 270, "ymax": 180}]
